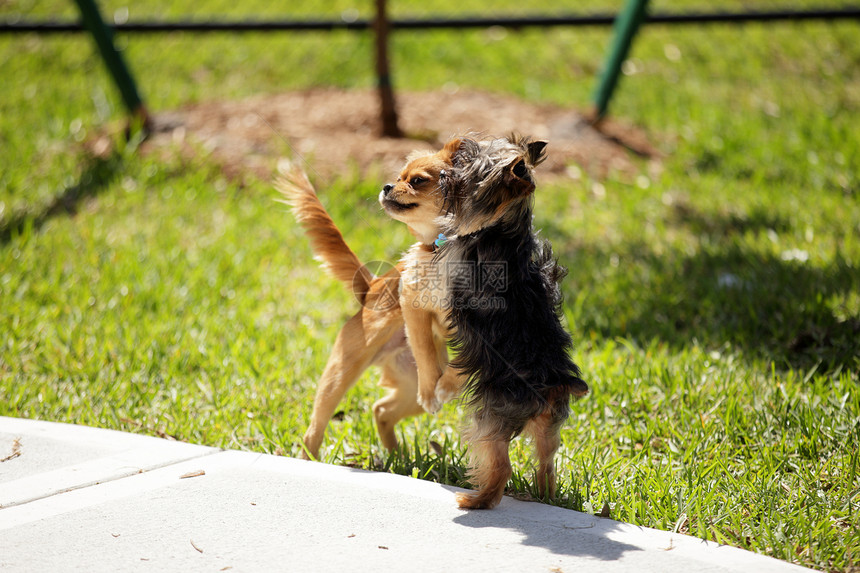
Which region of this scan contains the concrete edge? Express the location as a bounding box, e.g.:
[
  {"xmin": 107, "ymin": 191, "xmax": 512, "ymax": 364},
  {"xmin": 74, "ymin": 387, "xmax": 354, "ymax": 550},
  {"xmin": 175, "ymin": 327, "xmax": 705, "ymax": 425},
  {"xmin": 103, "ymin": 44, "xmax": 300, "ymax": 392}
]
[{"xmin": 0, "ymin": 417, "xmax": 814, "ymax": 573}]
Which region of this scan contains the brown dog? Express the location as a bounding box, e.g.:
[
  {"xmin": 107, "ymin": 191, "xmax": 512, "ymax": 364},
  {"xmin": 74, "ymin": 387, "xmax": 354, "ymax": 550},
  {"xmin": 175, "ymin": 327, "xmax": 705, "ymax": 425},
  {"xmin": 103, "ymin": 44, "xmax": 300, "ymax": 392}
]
[{"xmin": 276, "ymin": 138, "xmax": 463, "ymax": 460}]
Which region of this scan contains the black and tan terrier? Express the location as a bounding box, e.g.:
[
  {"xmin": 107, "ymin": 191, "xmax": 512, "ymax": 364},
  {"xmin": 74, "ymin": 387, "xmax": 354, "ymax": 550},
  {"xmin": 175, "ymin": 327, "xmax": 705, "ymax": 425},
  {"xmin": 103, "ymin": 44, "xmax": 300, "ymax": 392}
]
[{"xmin": 400, "ymin": 135, "xmax": 588, "ymax": 509}]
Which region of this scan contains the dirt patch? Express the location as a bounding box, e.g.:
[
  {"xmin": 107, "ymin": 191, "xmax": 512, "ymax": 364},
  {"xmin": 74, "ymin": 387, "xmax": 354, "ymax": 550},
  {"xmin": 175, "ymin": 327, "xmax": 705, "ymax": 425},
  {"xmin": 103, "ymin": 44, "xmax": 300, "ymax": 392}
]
[{"xmin": 141, "ymin": 88, "xmax": 660, "ymax": 183}]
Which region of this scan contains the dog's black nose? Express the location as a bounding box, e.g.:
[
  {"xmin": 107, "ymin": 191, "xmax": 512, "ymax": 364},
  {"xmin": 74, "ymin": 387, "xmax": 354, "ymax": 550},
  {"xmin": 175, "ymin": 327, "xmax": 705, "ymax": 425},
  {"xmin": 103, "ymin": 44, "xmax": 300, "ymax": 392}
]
[{"xmin": 383, "ymin": 183, "xmax": 394, "ymax": 196}]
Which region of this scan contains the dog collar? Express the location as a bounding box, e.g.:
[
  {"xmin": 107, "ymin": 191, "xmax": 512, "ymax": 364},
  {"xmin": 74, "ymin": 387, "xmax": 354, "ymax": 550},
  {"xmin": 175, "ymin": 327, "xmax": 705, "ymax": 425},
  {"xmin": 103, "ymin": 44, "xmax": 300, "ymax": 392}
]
[{"xmin": 433, "ymin": 233, "xmax": 447, "ymax": 251}]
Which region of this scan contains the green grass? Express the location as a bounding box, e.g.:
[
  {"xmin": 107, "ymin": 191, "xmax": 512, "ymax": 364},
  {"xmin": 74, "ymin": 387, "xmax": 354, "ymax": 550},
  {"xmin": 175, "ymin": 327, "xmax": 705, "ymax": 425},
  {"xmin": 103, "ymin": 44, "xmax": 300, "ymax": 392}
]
[{"xmin": 1, "ymin": 1, "xmax": 859, "ymax": 571}]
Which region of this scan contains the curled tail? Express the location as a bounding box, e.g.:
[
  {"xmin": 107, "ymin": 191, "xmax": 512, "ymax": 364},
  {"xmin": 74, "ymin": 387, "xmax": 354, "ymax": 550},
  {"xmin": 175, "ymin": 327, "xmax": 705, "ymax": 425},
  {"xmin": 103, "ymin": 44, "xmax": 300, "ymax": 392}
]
[{"xmin": 275, "ymin": 163, "xmax": 372, "ymax": 301}]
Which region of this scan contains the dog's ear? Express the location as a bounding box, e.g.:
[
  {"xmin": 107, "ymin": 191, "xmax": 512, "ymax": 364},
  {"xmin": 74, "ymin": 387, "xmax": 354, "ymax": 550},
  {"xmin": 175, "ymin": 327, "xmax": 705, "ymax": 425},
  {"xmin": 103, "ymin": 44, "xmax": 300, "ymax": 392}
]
[
  {"xmin": 507, "ymin": 158, "xmax": 536, "ymax": 196},
  {"xmin": 527, "ymin": 140, "xmax": 548, "ymax": 167},
  {"xmin": 440, "ymin": 137, "xmax": 464, "ymax": 161},
  {"xmin": 451, "ymin": 137, "xmax": 480, "ymax": 167}
]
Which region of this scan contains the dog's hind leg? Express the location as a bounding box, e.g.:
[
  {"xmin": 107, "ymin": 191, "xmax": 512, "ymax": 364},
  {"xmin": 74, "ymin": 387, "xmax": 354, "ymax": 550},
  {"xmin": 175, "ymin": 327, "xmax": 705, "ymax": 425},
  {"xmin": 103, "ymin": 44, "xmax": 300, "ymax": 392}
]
[
  {"xmin": 373, "ymin": 364, "xmax": 424, "ymax": 451},
  {"xmin": 455, "ymin": 419, "xmax": 512, "ymax": 510},
  {"xmin": 524, "ymin": 390, "xmax": 571, "ymax": 499},
  {"xmin": 301, "ymin": 359, "xmax": 368, "ymax": 460},
  {"xmin": 524, "ymin": 410, "xmax": 563, "ymax": 500},
  {"xmin": 301, "ymin": 311, "xmax": 396, "ymax": 460}
]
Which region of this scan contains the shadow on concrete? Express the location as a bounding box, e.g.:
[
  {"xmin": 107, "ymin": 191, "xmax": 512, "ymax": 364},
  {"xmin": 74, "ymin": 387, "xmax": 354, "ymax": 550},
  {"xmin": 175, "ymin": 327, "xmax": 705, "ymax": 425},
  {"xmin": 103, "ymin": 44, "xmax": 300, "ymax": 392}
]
[{"xmin": 450, "ymin": 495, "xmax": 641, "ymax": 561}]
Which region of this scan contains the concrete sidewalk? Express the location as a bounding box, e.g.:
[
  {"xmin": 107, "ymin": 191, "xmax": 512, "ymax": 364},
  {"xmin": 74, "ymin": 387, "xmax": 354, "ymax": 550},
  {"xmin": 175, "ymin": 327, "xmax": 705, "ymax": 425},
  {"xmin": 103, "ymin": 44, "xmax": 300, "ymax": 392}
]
[{"xmin": 1, "ymin": 416, "xmax": 811, "ymax": 572}]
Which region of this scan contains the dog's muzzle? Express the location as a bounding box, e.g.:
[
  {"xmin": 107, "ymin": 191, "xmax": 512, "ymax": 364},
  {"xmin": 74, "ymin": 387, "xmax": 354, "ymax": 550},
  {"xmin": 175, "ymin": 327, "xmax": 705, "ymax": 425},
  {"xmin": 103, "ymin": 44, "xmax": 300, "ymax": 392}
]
[{"xmin": 379, "ymin": 184, "xmax": 419, "ymax": 212}]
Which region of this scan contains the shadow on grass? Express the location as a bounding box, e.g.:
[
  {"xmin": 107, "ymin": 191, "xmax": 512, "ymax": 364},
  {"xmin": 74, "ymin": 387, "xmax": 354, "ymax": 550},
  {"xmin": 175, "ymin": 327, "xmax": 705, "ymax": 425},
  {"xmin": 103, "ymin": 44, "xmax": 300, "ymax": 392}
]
[
  {"xmin": 553, "ymin": 205, "xmax": 860, "ymax": 374},
  {"xmin": 0, "ymin": 151, "xmax": 123, "ymax": 245}
]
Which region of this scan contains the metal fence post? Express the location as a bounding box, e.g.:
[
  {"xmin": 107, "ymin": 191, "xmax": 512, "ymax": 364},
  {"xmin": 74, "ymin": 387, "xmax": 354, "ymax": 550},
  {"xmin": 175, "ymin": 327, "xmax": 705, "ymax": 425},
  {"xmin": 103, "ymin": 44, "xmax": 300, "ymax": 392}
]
[
  {"xmin": 592, "ymin": 0, "xmax": 650, "ymax": 120},
  {"xmin": 374, "ymin": 0, "xmax": 403, "ymax": 137},
  {"xmin": 72, "ymin": 0, "xmax": 150, "ymax": 130}
]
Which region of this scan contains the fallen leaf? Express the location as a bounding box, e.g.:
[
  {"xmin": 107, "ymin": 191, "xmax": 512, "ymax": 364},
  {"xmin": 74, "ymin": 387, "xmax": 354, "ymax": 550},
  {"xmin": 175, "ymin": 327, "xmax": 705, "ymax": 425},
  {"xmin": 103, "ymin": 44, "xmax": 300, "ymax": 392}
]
[{"xmin": 1, "ymin": 438, "xmax": 22, "ymax": 463}]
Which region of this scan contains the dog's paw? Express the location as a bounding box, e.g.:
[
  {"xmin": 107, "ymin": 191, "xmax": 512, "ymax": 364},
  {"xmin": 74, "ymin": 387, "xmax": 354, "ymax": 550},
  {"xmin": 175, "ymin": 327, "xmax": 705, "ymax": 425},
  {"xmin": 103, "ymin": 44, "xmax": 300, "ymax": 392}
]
[
  {"xmin": 433, "ymin": 368, "xmax": 462, "ymax": 405},
  {"xmin": 417, "ymin": 390, "xmax": 441, "ymax": 415},
  {"xmin": 434, "ymin": 381, "xmax": 459, "ymax": 405},
  {"xmin": 455, "ymin": 491, "xmax": 499, "ymax": 510}
]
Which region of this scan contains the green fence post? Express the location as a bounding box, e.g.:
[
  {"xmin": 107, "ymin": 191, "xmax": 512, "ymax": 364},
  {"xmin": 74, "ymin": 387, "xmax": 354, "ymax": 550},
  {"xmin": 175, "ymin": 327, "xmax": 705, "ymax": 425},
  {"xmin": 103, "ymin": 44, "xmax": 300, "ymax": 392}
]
[
  {"xmin": 591, "ymin": 0, "xmax": 650, "ymax": 120},
  {"xmin": 72, "ymin": 0, "xmax": 150, "ymax": 131}
]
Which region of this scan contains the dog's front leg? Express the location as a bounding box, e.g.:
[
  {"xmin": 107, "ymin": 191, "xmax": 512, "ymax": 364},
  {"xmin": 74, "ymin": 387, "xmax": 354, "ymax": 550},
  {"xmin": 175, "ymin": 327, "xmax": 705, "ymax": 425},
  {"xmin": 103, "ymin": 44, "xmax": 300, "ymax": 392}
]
[{"xmin": 401, "ymin": 302, "xmax": 444, "ymax": 414}]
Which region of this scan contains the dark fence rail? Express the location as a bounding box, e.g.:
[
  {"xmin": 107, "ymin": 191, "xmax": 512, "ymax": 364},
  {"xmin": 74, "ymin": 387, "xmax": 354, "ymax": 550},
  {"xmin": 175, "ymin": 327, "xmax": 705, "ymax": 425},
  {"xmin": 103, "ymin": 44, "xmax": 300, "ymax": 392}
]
[{"xmin": 3, "ymin": 7, "xmax": 859, "ymax": 34}]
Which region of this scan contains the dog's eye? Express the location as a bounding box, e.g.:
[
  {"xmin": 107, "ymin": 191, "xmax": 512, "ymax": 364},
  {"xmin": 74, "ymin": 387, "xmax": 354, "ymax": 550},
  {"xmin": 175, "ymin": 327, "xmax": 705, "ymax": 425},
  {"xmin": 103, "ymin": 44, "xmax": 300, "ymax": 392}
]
[{"xmin": 410, "ymin": 177, "xmax": 426, "ymax": 186}]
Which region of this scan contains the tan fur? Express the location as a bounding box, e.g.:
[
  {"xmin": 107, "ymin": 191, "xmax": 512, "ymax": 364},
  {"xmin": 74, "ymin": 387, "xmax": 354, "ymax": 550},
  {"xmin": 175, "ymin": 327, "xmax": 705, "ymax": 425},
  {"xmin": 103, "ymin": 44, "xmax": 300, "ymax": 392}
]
[
  {"xmin": 276, "ymin": 141, "xmax": 464, "ymax": 460},
  {"xmin": 452, "ymin": 405, "xmax": 561, "ymax": 509},
  {"xmin": 398, "ymin": 242, "xmax": 463, "ymax": 414},
  {"xmin": 525, "ymin": 408, "xmax": 563, "ymax": 500},
  {"xmin": 453, "ymin": 418, "xmax": 513, "ymax": 509},
  {"xmin": 385, "ymin": 138, "xmax": 470, "ymax": 414},
  {"xmin": 380, "ymin": 138, "xmax": 463, "ymax": 245},
  {"xmin": 276, "ymin": 166, "xmax": 373, "ymax": 300}
]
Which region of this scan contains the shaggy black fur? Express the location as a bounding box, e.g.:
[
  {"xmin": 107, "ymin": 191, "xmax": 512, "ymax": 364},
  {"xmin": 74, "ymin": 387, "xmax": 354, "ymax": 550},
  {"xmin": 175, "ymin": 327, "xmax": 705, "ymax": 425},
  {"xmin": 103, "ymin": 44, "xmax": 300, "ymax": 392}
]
[{"xmin": 438, "ymin": 136, "xmax": 588, "ymax": 442}]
